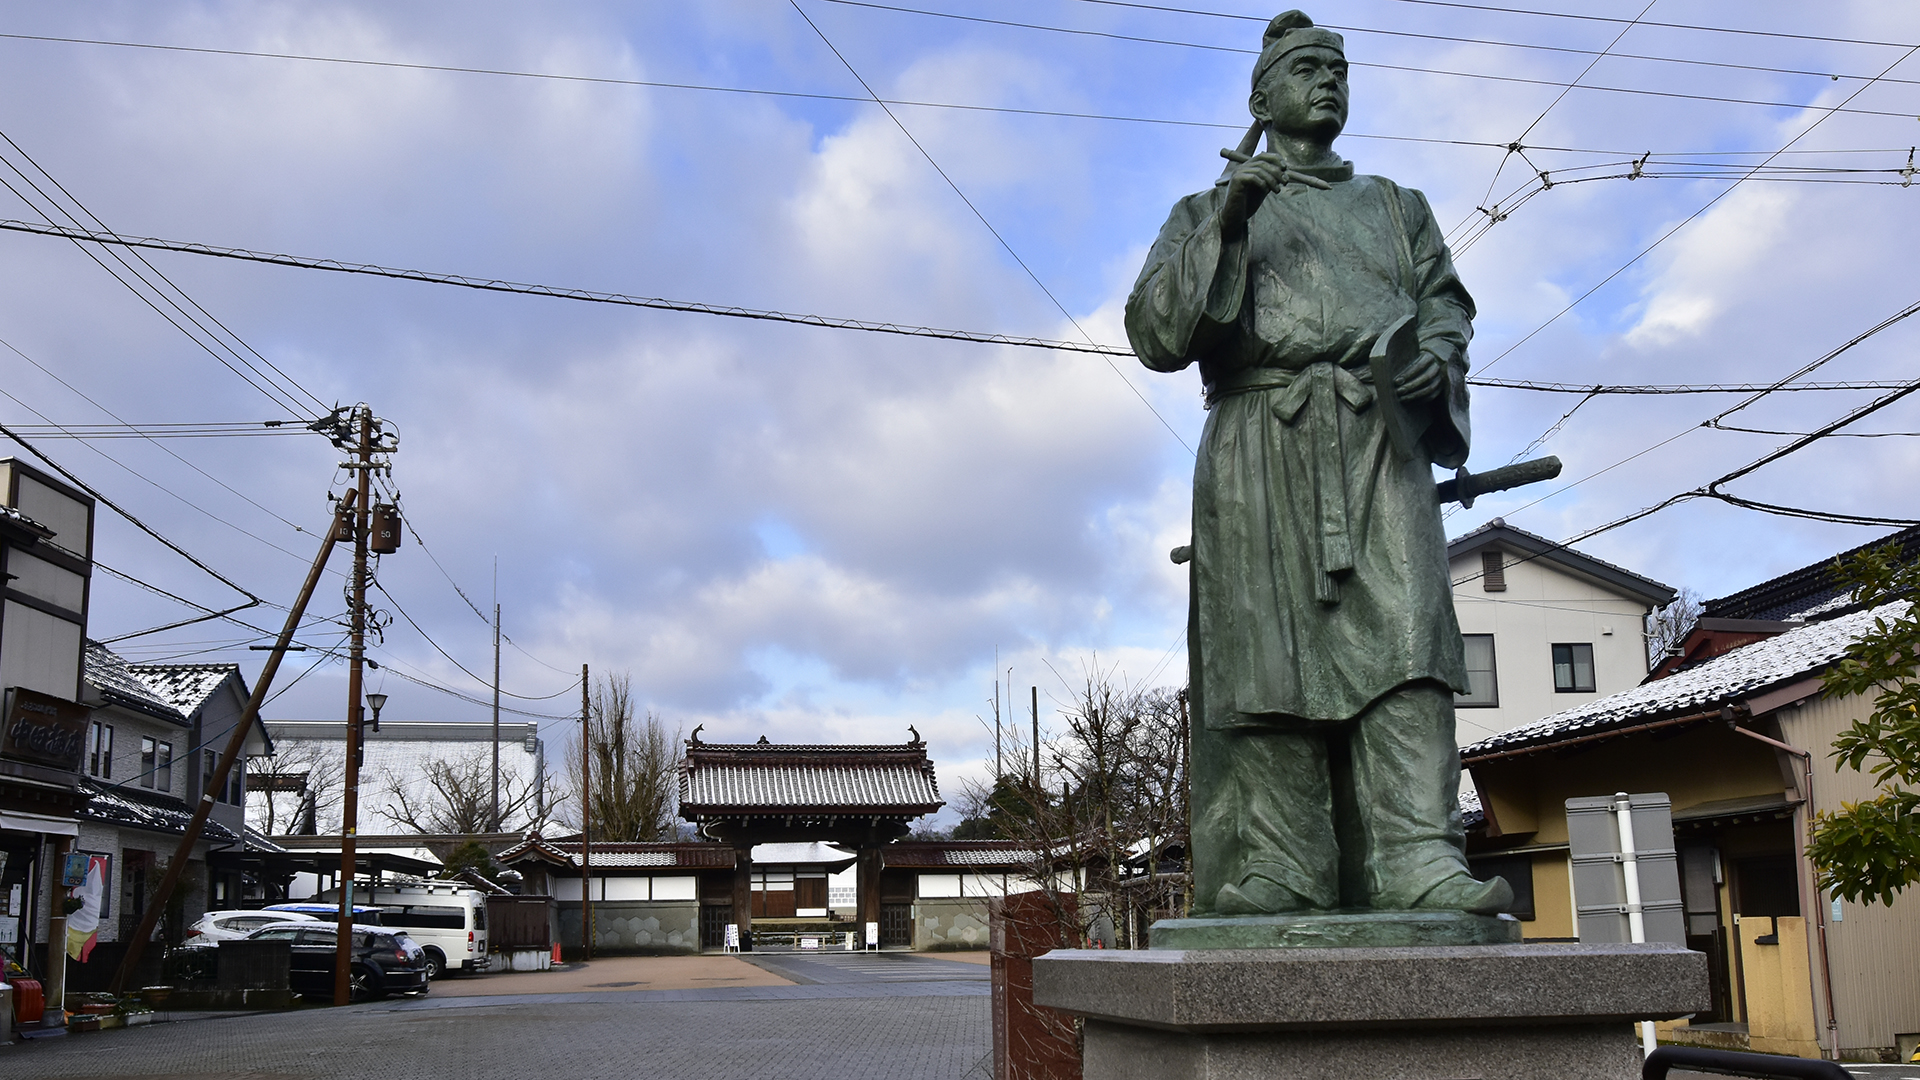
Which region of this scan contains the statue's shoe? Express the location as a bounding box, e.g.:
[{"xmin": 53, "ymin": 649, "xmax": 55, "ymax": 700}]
[
  {"xmin": 1405, "ymin": 873, "xmax": 1514, "ymax": 915},
  {"xmin": 1215, "ymin": 875, "xmax": 1320, "ymax": 916}
]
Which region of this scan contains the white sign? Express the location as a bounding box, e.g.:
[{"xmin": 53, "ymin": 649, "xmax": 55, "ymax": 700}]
[
  {"xmin": 865, "ymin": 921, "xmax": 879, "ymax": 946},
  {"xmin": 723, "ymin": 923, "xmax": 740, "ymax": 950},
  {"xmin": 1832, "ymin": 898, "xmax": 1844, "ymax": 923},
  {"xmin": 0, "ymin": 917, "xmax": 17, "ymax": 944},
  {"xmin": 800, "ymin": 936, "xmax": 819, "ymax": 950}
]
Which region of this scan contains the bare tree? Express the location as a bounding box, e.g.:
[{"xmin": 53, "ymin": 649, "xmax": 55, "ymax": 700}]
[
  {"xmin": 1646, "ymin": 587, "xmax": 1705, "ymax": 666},
  {"xmin": 959, "ymin": 660, "xmax": 1189, "ymax": 950},
  {"xmin": 566, "ymin": 673, "xmax": 683, "ymax": 842},
  {"xmin": 247, "ymin": 741, "xmax": 343, "ymax": 835},
  {"xmin": 374, "ymin": 747, "xmax": 553, "ymax": 834}
]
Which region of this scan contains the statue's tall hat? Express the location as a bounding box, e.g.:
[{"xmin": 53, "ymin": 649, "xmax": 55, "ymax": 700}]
[{"xmin": 1251, "ymin": 11, "xmax": 1345, "ymax": 89}]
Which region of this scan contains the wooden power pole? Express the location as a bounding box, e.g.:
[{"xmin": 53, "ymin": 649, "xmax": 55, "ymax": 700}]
[
  {"xmin": 580, "ymin": 663, "xmax": 593, "ymax": 959},
  {"xmin": 333, "ymin": 406, "xmax": 376, "ymax": 1004}
]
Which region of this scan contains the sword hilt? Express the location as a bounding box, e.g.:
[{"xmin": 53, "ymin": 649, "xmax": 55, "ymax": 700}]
[{"xmin": 1436, "ymin": 456, "xmax": 1562, "ymax": 508}]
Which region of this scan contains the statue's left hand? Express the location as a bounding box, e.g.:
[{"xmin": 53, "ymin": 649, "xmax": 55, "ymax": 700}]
[{"xmin": 1392, "ymin": 351, "xmax": 1445, "ymax": 404}]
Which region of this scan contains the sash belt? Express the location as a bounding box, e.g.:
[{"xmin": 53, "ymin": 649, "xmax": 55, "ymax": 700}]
[{"xmin": 1207, "ymin": 362, "xmax": 1376, "ymax": 605}]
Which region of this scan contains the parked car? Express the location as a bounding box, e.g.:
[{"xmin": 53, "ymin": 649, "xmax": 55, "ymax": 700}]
[
  {"xmin": 317, "ymin": 882, "xmax": 489, "ymax": 978},
  {"xmin": 247, "ymin": 921, "xmax": 430, "ymax": 1001},
  {"xmin": 184, "ymin": 908, "xmax": 319, "ymax": 946}
]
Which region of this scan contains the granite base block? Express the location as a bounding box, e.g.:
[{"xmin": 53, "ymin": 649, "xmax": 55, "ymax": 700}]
[
  {"xmin": 1150, "ymin": 911, "xmax": 1521, "ymax": 950},
  {"xmin": 1083, "ymin": 1018, "xmax": 1642, "ymax": 1080},
  {"xmin": 1034, "ymin": 943, "xmax": 1710, "ymax": 1080}
]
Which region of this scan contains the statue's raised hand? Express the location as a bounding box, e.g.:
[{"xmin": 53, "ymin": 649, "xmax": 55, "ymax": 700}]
[{"xmin": 1221, "ymin": 153, "xmax": 1291, "ymax": 239}]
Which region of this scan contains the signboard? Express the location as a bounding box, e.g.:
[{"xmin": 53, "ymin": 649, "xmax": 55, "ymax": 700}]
[
  {"xmin": 1, "ymin": 687, "xmax": 90, "ymax": 771},
  {"xmin": 0, "ymin": 917, "xmax": 17, "ymax": 944},
  {"xmin": 62, "ymin": 851, "xmax": 90, "ymax": 887},
  {"xmin": 865, "ymin": 921, "xmax": 879, "ymax": 948},
  {"xmin": 723, "ymin": 922, "xmax": 740, "ymax": 951}
]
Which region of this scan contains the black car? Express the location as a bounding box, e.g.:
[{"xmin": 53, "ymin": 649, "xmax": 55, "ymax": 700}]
[{"xmin": 248, "ymin": 921, "xmax": 430, "ymax": 1001}]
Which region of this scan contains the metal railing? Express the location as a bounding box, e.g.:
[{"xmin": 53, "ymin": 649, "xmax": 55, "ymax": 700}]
[{"xmin": 1643, "ymin": 1047, "xmax": 1853, "ymax": 1079}]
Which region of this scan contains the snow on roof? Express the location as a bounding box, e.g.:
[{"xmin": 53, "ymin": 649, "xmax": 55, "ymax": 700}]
[
  {"xmin": 1462, "ymin": 601, "xmax": 1899, "ymax": 761},
  {"xmin": 129, "ymin": 663, "xmax": 239, "ymax": 718},
  {"xmin": 84, "ymin": 641, "xmax": 187, "ymax": 723}
]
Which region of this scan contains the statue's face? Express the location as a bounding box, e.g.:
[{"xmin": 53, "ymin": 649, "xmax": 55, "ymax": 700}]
[{"xmin": 1255, "ymin": 45, "xmax": 1349, "ymax": 141}]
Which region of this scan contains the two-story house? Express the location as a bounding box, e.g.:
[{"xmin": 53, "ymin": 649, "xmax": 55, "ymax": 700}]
[
  {"xmin": 1447, "ymin": 519, "xmax": 1676, "ymax": 745},
  {"xmin": 67, "ymin": 646, "xmax": 268, "ymax": 976}
]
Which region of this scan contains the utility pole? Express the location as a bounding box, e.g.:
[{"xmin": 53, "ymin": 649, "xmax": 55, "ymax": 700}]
[
  {"xmin": 580, "ymin": 663, "xmax": 593, "ymax": 960},
  {"xmin": 334, "ymin": 406, "xmax": 376, "ymax": 1005},
  {"xmin": 492, "ymin": 601, "xmax": 501, "ymax": 833},
  {"xmin": 1031, "ymin": 685, "xmax": 1041, "ymax": 794}
]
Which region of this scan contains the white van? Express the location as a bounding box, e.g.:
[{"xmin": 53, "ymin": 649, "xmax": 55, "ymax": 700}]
[{"xmin": 318, "ymin": 882, "xmax": 488, "ymax": 978}]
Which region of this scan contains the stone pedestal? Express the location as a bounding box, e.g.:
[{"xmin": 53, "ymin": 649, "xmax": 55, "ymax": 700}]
[{"xmin": 1032, "ymin": 942, "xmax": 1710, "ymax": 1080}]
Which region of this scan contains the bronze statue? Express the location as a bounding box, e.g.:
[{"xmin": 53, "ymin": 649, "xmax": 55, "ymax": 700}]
[{"xmin": 1126, "ymin": 11, "xmax": 1512, "ymax": 925}]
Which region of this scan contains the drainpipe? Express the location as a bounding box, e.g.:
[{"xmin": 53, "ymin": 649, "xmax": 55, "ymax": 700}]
[
  {"xmin": 1614, "ymin": 793, "xmax": 1657, "ymax": 1058},
  {"xmin": 1727, "ymin": 720, "xmax": 1839, "ymax": 1060}
]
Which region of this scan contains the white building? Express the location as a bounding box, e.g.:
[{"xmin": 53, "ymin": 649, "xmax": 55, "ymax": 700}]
[
  {"xmin": 1447, "ymin": 519, "xmax": 1675, "ymax": 745},
  {"xmin": 252, "ymin": 718, "xmax": 552, "ymax": 837}
]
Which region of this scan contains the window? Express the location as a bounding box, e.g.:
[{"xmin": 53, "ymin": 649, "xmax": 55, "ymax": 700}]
[
  {"xmin": 201, "ymin": 751, "xmax": 244, "ymax": 804},
  {"xmin": 1481, "ymin": 550, "xmax": 1506, "ymax": 592},
  {"xmin": 87, "ymin": 722, "xmax": 113, "ymax": 778},
  {"xmin": 1455, "ymin": 634, "xmax": 1499, "ymax": 707},
  {"xmin": 1552, "ymin": 643, "xmax": 1596, "ymax": 693},
  {"xmin": 140, "ymin": 738, "xmax": 172, "ymax": 791}
]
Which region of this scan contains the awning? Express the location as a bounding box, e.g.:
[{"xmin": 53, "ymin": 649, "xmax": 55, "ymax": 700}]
[{"xmin": 0, "ymin": 810, "xmax": 80, "ymax": 836}]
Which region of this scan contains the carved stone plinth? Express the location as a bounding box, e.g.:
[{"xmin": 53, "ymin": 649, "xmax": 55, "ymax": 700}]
[{"xmin": 1032, "ymin": 942, "xmax": 1709, "ymax": 1080}]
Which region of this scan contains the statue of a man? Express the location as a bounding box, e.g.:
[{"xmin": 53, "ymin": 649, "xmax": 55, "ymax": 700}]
[{"xmin": 1126, "ymin": 11, "xmax": 1510, "ymax": 918}]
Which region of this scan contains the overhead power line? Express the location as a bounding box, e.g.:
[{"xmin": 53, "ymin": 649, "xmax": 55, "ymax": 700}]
[
  {"xmin": 9, "ymin": 216, "xmax": 1915, "ymax": 411},
  {"xmin": 1066, "ymin": 0, "xmax": 1920, "ymax": 52},
  {"xmin": 1474, "ymin": 39, "xmax": 1920, "ymax": 373},
  {"xmin": 788, "ymin": 0, "xmax": 1191, "ymax": 454},
  {"xmin": 8, "ymin": 28, "xmax": 1911, "ymax": 157},
  {"xmin": 828, "ymin": 0, "xmax": 1920, "ymax": 121},
  {"xmin": 0, "ymin": 128, "xmax": 329, "ymax": 420},
  {"xmin": 0, "ymin": 217, "xmax": 1149, "ymax": 355}
]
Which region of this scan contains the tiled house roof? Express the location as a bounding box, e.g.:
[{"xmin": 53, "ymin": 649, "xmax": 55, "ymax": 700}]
[
  {"xmin": 1700, "ymin": 524, "xmax": 1920, "ymax": 624},
  {"xmin": 1461, "ymin": 602, "xmax": 1898, "ymax": 762},
  {"xmin": 128, "ymin": 663, "xmax": 239, "ymax": 718},
  {"xmin": 495, "ymin": 832, "xmax": 735, "ymax": 870},
  {"xmin": 80, "ymin": 778, "xmax": 238, "ymax": 842},
  {"xmin": 84, "ymin": 641, "xmax": 187, "ymax": 723},
  {"xmin": 882, "ymin": 841, "xmax": 1041, "ymax": 869},
  {"xmin": 1447, "ymin": 518, "xmax": 1676, "ymax": 605},
  {"xmin": 678, "ymin": 741, "xmax": 943, "ymax": 819}
]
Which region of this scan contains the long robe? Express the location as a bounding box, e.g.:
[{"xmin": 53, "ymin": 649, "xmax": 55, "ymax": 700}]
[{"xmin": 1126, "ymin": 160, "xmax": 1475, "ymax": 727}]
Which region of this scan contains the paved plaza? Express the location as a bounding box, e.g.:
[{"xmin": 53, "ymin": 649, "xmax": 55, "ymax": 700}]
[{"xmin": 10, "ymin": 952, "xmax": 992, "ymax": 1080}]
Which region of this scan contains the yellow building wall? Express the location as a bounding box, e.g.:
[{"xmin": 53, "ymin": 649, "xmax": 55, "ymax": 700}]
[
  {"xmin": 1736, "ymin": 916, "xmax": 1821, "ymax": 1058},
  {"xmin": 1527, "ymin": 851, "xmax": 1576, "ymax": 940},
  {"xmin": 1779, "ymin": 691, "xmax": 1920, "ymax": 1057}
]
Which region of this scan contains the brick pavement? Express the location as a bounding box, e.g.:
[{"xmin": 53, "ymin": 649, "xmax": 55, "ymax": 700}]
[
  {"xmin": 11, "ymin": 954, "xmax": 990, "ymax": 1080},
  {"xmin": 429, "ymin": 954, "xmax": 791, "ymax": 996}
]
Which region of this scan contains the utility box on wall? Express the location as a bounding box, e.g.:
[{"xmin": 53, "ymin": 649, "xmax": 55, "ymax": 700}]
[{"xmin": 1568, "ymin": 792, "xmax": 1685, "ymax": 946}]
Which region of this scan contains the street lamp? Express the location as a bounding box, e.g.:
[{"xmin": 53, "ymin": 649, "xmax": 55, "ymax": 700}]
[{"xmin": 366, "ymin": 692, "xmax": 387, "ymax": 732}]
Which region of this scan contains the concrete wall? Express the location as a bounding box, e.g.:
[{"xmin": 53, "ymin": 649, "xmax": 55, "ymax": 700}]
[
  {"xmin": 913, "ymin": 897, "xmax": 990, "ymax": 951},
  {"xmin": 557, "ymin": 900, "xmax": 699, "ymax": 954}
]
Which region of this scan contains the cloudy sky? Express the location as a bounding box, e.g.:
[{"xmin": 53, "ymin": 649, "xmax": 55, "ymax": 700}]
[{"xmin": 2, "ymin": 1, "xmax": 1916, "ymax": 824}]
